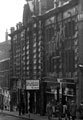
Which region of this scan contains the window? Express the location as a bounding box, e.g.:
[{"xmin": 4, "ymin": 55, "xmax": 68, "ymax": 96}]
[
  {"xmin": 45, "ymin": 26, "xmax": 54, "ymax": 42},
  {"xmin": 33, "ymin": 54, "xmax": 37, "ymax": 59},
  {"xmin": 33, "ymin": 49, "xmax": 36, "ymax": 53},
  {"xmin": 65, "ymin": 20, "xmax": 75, "ymax": 38},
  {"xmin": 33, "ymin": 59, "xmax": 37, "ymax": 64},
  {"xmin": 64, "ymin": 50, "xmax": 75, "ymax": 73},
  {"xmin": 46, "ymin": 55, "xmax": 55, "ymax": 73},
  {"xmin": 33, "ymin": 65, "xmax": 37, "ymax": 70},
  {"xmin": 33, "ymin": 43, "xmax": 37, "ymax": 47}
]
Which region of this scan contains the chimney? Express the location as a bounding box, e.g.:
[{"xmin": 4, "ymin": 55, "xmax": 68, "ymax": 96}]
[
  {"xmin": 10, "ymin": 27, "xmax": 15, "ymax": 34},
  {"xmin": 23, "ymin": 0, "xmax": 33, "ymax": 26},
  {"xmin": 16, "ymin": 22, "xmax": 23, "ymax": 30},
  {"xmin": 5, "ymin": 29, "xmax": 8, "ymax": 41}
]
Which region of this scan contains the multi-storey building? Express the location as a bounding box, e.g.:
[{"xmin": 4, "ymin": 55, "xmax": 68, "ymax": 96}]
[
  {"xmin": 9, "ymin": 0, "xmax": 83, "ymax": 115},
  {"xmin": 9, "ymin": 19, "xmax": 44, "ymax": 113},
  {"xmin": 40, "ymin": 0, "xmax": 83, "ymax": 114},
  {"xmin": 0, "ymin": 35, "xmax": 10, "ymax": 110},
  {"xmin": 41, "ymin": 0, "xmax": 78, "ymax": 113}
]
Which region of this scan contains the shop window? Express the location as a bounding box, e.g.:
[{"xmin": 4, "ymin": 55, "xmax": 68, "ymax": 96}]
[{"xmin": 65, "ymin": 20, "xmax": 75, "ymax": 38}]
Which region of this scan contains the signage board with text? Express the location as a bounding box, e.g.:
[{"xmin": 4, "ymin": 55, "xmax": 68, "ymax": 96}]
[{"xmin": 26, "ymin": 80, "xmax": 39, "ymax": 90}]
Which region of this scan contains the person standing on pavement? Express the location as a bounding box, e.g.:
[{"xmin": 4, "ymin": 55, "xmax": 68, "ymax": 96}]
[
  {"xmin": 70, "ymin": 100, "xmax": 77, "ymax": 120},
  {"xmin": 0, "ymin": 95, "xmax": 3, "ymax": 112},
  {"xmin": 17, "ymin": 101, "xmax": 22, "ymax": 116},
  {"xmin": 63, "ymin": 103, "xmax": 67, "ymax": 120},
  {"xmin": 51, "ymin": 99, "xmax": 56, "ymax": 117},
  {"xmin": 66, "ymin": 101, "xmax": 71, "ymax": 120},
  {"xmin": 46, "ymin": 101, "xmax": 53, "ymax": 120},
  {"xmin": 21, "ymin": 100, "xmax": 25, "ymax": 115},
  {"xmin": 18, "ymin": 92, "xmax": 25, "ymax": 116},
  {"xmin": 57, "ymin": 100, "xmax": 63, "ymax": 120},
  {"xmin": 78, "ymin": 100, "xmax": 83, "ymax": 119}
]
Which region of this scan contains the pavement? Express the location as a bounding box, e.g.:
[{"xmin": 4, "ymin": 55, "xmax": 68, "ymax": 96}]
[
  {"xmin": 0, "ymin": 110, "xmax": 81, "ymax": 120},
  {"xmin": 0, "ymin": 110, "xmax": 49, "ymax": 120}
]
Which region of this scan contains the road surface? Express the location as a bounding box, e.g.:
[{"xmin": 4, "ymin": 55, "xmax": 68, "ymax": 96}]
[{"xmin": 0, "ymin": 114, "xmax": 24, "ymax": 120}]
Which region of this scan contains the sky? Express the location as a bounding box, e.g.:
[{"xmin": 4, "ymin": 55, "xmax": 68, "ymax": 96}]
[{"xmin": 0, "ymin": 0, "xmax": 26, "ymax": 42}]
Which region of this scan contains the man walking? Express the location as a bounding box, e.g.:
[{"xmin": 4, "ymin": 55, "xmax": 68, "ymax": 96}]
[
  {"xmin": 70, "ymin": 100, "xmax": 77, "ymax": 120},
  {"xmin": 46, "ymin": 101, "xmax": 53, "ymax": 120}
]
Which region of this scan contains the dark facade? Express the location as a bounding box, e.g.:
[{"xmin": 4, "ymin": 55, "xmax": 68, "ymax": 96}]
[
  {"xmin": 0, "ymin": 58, "xmax": 10, "ymax": 89},
  {"xmin": 9, "ymin": 0, "xmax": 83, "ymax": 115},
  {"xmin": 0, "ymin": 39, "xmax": 10, "ymax": 90},
  {"xmin": 9, "ymin": 19, "xmax": 44, "ymax": 113},
  {"xmin": 38, "ymin": 0, "xmax": 79, "ymax": 114},
  {"xmin": 33, "ymin": 0, "xmax": 54, "ymax": 16},
  {"xmin": 0, "ymin": 39, "xmax": 11, "ymax": 110}
]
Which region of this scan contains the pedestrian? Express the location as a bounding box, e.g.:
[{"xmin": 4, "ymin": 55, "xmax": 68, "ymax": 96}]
[
  {"xmin": 51, "ymin": 99, "xmax": 55, "ymax": 117},
  {"xmin": 17, "ymin": 102, "xmax": 22, "ymax": 116},
  {"xmin": 46, "ymin": 101, "xmax": 53, "ymax": 120},
  {"xmin": 21, "ymin": 101, "xmax": 25, "ymax": 115},
  {"xmin": 0, "ymin": 103, "xmax": 3, "ymax": 112},
  {"xmin": 70, "ymin": 100, "xmax": 77, "ymax": 120},
  {"xmin": 63, "ymin": 103, "xmax": 67, "ymax": 120},
  {"xmin": 0, "ymin": 95, "xmax": 3, "ymax": 112},
  {"xmin": 10, "ymin": 100, "xmax": 12, "ymax": 111},
  {"xmin": 17, "ymin": 92, "xmax": 25, "ymax": 116},
  {"xmin": 66, "ymin": 101, "xmax": 71, "ymax": 120},
  {"xmin": 78, "ymin": 100, "xmax": 83, "ymax": 119},
  {"xmin": 57, "ymin": 100, "xmax": 63, "ymax": 120}
]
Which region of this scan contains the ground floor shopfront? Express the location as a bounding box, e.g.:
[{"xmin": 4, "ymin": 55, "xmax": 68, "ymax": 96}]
[
  {"xmin": 10, "ymin": 77, "xmax": 77, "ymax": 115},
  {"xmin": 10, "ymin": 79, "xmax": 41, "ymax": 114},
  {"xmin": 0, "ymin": 88, "xmax": 10, "ymax": 111},
  {"xmin": 40, "ymin": 77, "xmax": 77, "ymax": 115}
]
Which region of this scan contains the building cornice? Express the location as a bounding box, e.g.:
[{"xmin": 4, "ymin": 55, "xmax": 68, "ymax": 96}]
[{"xmin": 39, "ymin": 0, "xmax": 78, "ymax": 20}]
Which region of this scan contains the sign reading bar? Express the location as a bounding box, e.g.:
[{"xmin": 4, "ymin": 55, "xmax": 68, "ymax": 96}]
[{"xmin": 26, "ymin": 80, "xmax": 39, "ymax": 90}]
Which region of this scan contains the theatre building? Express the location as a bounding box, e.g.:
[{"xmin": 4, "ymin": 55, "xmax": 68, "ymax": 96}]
[
  {"xmin": 9, "ymin": 0, "xmax": 83, "ymax": 115},
  {"xmin": 40, "ymin": 0, "xmax": 82, "ymax": 114}
]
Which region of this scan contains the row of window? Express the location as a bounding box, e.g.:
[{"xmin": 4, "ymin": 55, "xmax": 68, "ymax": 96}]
[
  {"xmin": 46, "ymin": 49, "xmax": 75, "ymax": 74},
  {"xmin": 45, "ymin": 20, "xmax": 75, "ymax": 42}
]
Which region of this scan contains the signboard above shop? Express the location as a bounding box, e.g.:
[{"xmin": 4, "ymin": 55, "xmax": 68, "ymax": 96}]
[{"xmin": 26, "ymin": 80, "xmax": 39, "ymax": 90}]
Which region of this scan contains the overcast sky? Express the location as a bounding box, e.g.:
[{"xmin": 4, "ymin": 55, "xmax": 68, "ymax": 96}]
[{"xmin": 0, "ymin": 0, "xmax": 26, "ymax": 42}]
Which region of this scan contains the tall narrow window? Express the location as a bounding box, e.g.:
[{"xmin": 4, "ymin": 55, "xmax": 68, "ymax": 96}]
[{"xmin": 65, "ymin": 20, "xmax": 75, "ymax": 38}]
